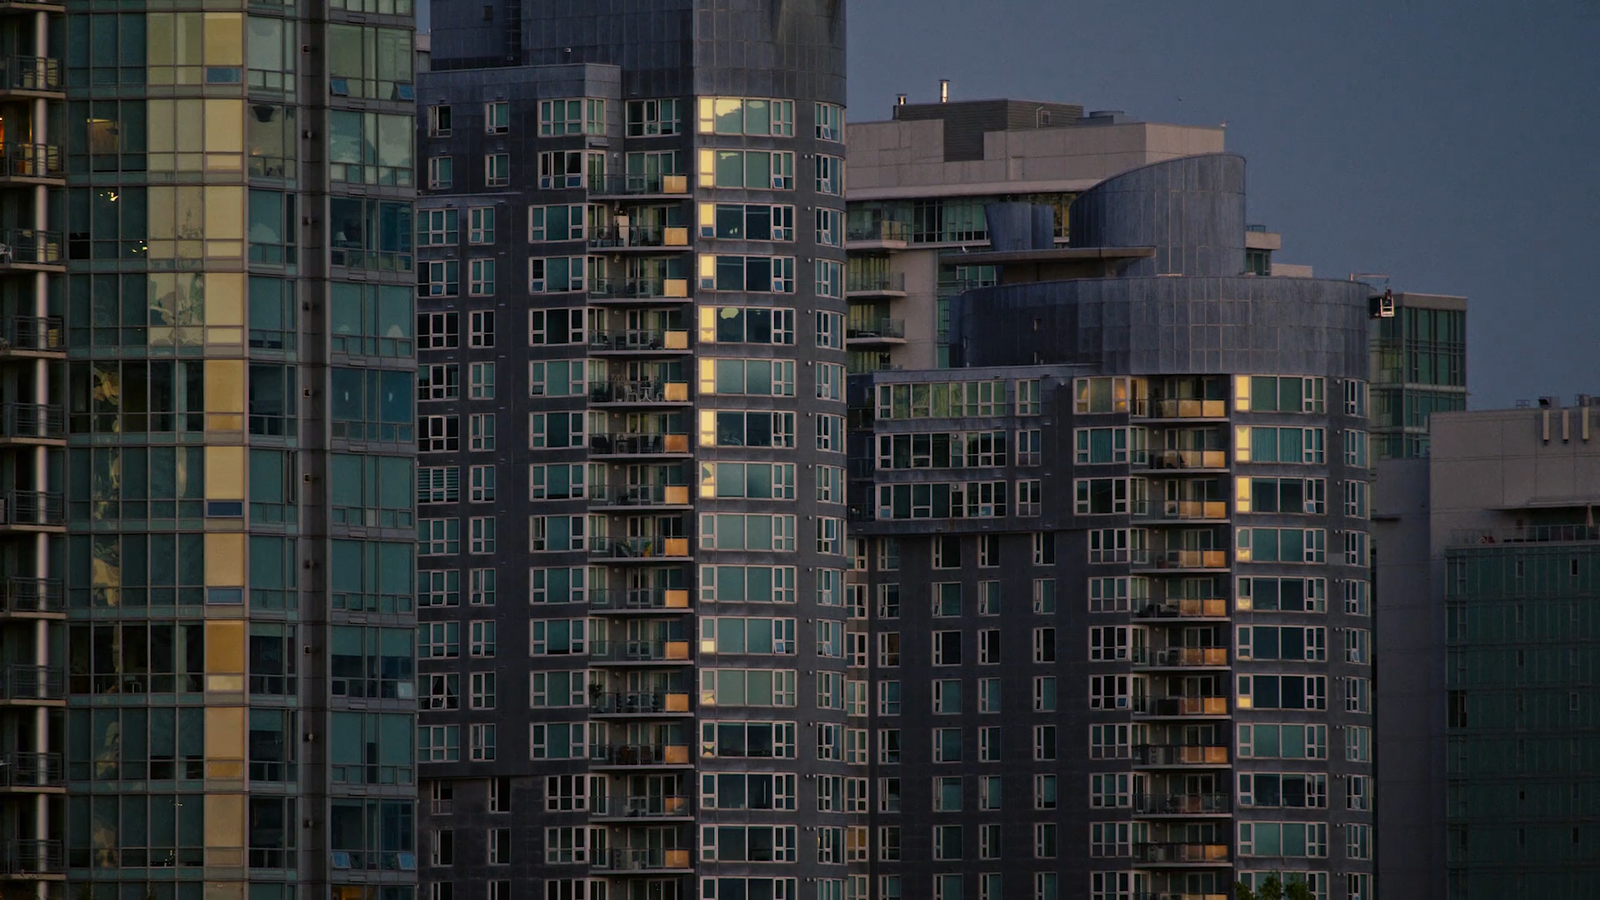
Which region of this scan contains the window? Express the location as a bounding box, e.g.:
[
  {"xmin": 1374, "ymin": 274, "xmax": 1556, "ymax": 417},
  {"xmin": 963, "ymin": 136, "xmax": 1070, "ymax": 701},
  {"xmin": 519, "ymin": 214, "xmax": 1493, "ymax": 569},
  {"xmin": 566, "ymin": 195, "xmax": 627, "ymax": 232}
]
[
  {"xmin": 470, "ymin": 724, "xmax": 496, "ymax": 761},
  {"xmin": 419, "ymin": 569, "xmax": 460, "ymax": 607},
  {"xmin": 469, "ymin": 568, "xmax": 495, "ymax": 606},
  {"xmin": 697, "ymin": 97, "xmax": 796, "ymax": 136},
  {"xmin": 1346, "ymin": 429, "xmax": 1371, "ymax": 467},
  {"xmin": 469, "ymin": 414, "xmax": 495, "ymax": 451},
  {"xmin": 419, "ymin": 518, "xmax": 460, "ymax": 555},
  {"xmin": 815, "ymin": 154, "xmax": 844, "ymax": 194},
  {"xmin": 1089, "ymin": 675, "xmax": 1129, "ymax": 710},
  {"xmin": 815, "ymin": 102, "xmax": 844, "ymax": 141},
  {"xmin": 1032, "ymin": 579, "xmax": 1055, "ymax": 614},
  {"xmin": 933, "ymin": 680, "xmax": 962, "ymax": 715},
  {"xmin": 1236, "ymin": 426, "xmax": 1326, "ymax": 463},
  {"xmin": 1236, "ymin": 375, "xmax": 1325, "ymax": 413},
  {"xmin": 1238, "ymin": 674, "xmax": 1328, "ymax": 710},
  {"xmin": 468, "ymin": 259, "xmax": 495, "ymax": 296},
  {"xmin": 419, "ymin": 725, "xmax": 460, "ymax": 762},
  {"xmin": 469, "ymin": 517, "xmax": 496, "ymax": 554},
  {"xmin": 1033, "ymin": 677, "xmax": 1057, "ymax": 712},
  {"xmin": 420, "ymin": 416, "xmax": 460, "ymax": 452},
  {"xmin": 1235, "ymin": 476, "xmax": 1327, "ymax": 514},
  {"xmin": 1017, "ymin": 378, "xmax": 1042, "ymax": 414},
  {"xmin": 1238, "ymin": 773, "xmax": 1328, "ymax": 808},
  {"xmin": 484, "ymin": 153, "xmax": 509, "ymax": 187},
  {"xmin": 1345, "ymin": 379, "xmax": 1369, "ymax": 417},
  {"xmin": 484, "ymin": 101, "xmax": 509, "ymax": 134},
  {"xmin": 1238, "ymin": 723, "xmax": 1328, "ymax": 760},
  {"xmin": 539, "ymin": 98, "xmax": 605, "ymax": 136},
  {"xmin": 470, "ymin": 672, "xmax": 496, "ymax": 709},
  {"xmin": 418, "ymin": 467, "xmax": 460, "ymax": 504},
  {"xmin": 699, "ymin": 306, "xmax": 796, "ymax": 344},
  {"xmin": 528, "ymin": 256, "xmax": 587, "ymax": 293},
  {"xmin": 1088, "ymin": 626, "xmax": 1129, "ymax": 661},
  {"xmin": 816, "ymin": 311, "xmax": 843, "ymax": 349},
  {"xmin": 1238, "ymin": 822, "xmax": 1329, "ymax": 859},
  {"xmin": 1237, "ymin": 625, "xmax": 1327, "ymax": 661},
  {"xmin": 1034, "ymin": 726, "xmax": 1056, "ymax": 761},
  {"xmin": 1034, "ymin": 823, "xmax": 1057, "ymax": 859},
  {"xmin": 468, "ymin": 207, "xmax": 495, "ymax": 244},
  {"xmin": 933, "ymin": 825, "xmax": 962, "ymax": 861},
  {"xmin": 1090, "ymin": 773, "xmax": 1131, "ymax": 809},
  {"xmin": 427, "ymin": 156, "xmax": 452, "ymax": 189},
  {"xmin": 469, "ymin": 310, "xmax": 495, "ymax": 347},
  {"xmin": 816, "ymin": 208, "xmax": 842, "ymax": 246},
  {"xmin": 1236, "ymin": 527, "xmax": 1327, "ymax": 564},
  {"xmin": 428, "ymin": 105, "xmax": 452, "ymax": 136},
  {"xmin": 469, "ymin": 620, "xmax": 496, "ymax": 657},
  {"xmin": 419, "ymin": 209, "xmax": 460, "ymax": 246},
  {"xmin": 1237, "ymin": 576, "xmax": 1328, "ymax": 612},
  {"xmin": 419, "ymin": 260, "xmax": 459, "ymax": 297},
  {"xmin": 627, "ymin": 98, "xmax": 680, "ymax": 136},
  {"xmin": 1018, "ymin": 479, "xmax": 1042, "ymax": 516},
  {"xmin": 418, "ymin": 312, "xmax": 458, "ymax": 349},
  {"xmin": 1076, "ymin": 478, "xmax": 1131, "ymax": 514},
  {"xmin": 1033, "ymin": 627, "xmax": 1056, "ymax": 663},
  {"xmin": 932, "ymin": 631, "xmax": 962, "ymax": 666}
]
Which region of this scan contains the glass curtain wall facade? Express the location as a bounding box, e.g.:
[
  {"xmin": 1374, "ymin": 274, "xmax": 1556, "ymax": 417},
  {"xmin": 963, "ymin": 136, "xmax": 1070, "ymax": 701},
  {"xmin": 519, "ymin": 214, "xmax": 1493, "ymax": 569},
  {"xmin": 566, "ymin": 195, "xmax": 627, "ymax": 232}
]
[
  {"xmin": 415, "ymin": 4, "xmax": 850, "ymax": 900},
  {"xmin": 1369, "ymin": 293, "xmax": 1466, "ymax": 459},
  {"xmin": 50, "ymin": 0, "xmax": 419, "ymax": 898}
]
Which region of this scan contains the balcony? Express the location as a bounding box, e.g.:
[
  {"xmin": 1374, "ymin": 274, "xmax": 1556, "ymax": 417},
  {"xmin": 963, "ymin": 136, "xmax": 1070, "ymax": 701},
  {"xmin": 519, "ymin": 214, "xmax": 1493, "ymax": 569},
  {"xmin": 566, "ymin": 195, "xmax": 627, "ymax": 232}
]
[
  {"xmin": 1131, "ymin": 550, "xmax": 1229, "ymax": 572},
  {"xmin": 1132, "ymin": 696, "xmax": 1230, "ymax": 719},
  {"xmin": 1132, "ymin": 647, "xmax": 1229, "ymax": 669},
  {"xmin": 0, "ymin": 144, "xmax": 63, "ymax": 186},
  {"xmin": 589, "ymin": 536, "xmax": 691, "ymax": 561},
  {"xmin": 0, "ymin": 230, "xmax": 65, "ymax": 272},
  {"xmin": 592, "ymin": 743, "xmax": 693, "ymax": 768},
  {"xmin": 599, "ymin": 847, "xmax": 693, "ymax": 872},
  {"xmin": 589, "ymin": 329, "xmax": 691, "ymax": 355},
  {"xmin": 0, "ymin": 317, "xmax": 63, "ymax": 358},
  {"xmin": 1133, "ymin": 793, "xmax": 1230, "ymax": 816},
  {"xmin": 588, "ymin": 173, "xmax": 690, "ymax": 198},
  {"xmin": 589, "ymin": 224, "xmax": 691, "ymax": 250},
  {"xmin": 1134, "ymin": 744, "xmax": 1230, "ymax": 767},
  {"xmin": 0, "ymin": 577, "xmax": 63, "ymax": 617},
  {"xmin": 1144, "ymin": 449, "xmax": 1229, "ymax": 471},
  {"xmin": 589, "ymin": 484, "xmax": 693, "ymax": 508},
  {"xmin": 846, "ymin": 218, "xmax": 910, "ymax": 250},
  {"xmin": 1133, "ymin": 500, "xmax": 1229, "ymax": 522},
  {"xmin": 591, "ymin": 794, "xmax": 692, "ymax": 821},
  {"xmin": 0, "ymin": 665, "xmax": 65, "ymax": 703},
  {"xmin": 1136, "ymin": 398, "xmax": 1229, "ymax": 420},
  {"xmin": 1132, "ymin": 842, "xmax": 1231, "ymax": 865},
  {"xmin": 589, "ymin": 277, "xmax": 691, "ymax": 303},
  {"xmin": 588, "ymin": 378, "xmax": 690, "ymax": 406},
  {"xmin": 0, "ymin": 492, "xmax": 64, "ymax": 532},
  {"xmin": 0, "ymin": 57, "xmax": 63, "ymax": 98},
  {"xmin": 845, "ymin": 271, "xmax": 907, "ymax": 298},
  {"xmin": 590, "ymin": 690, "xmax": 692, "ymax": 716},
  {"xmin": 0, "ymin": 404, "xmax": 64, "ymax": 446},
  {"xmin": 589, "ymin": 432, "xmax": 692, "ymax": 457},
  {"xmin": 588, "ymin": 588, "xmax": 691, "ymax": 613},
  {"xmin": 589, "ymin": 639, "xmax": 692, "ymax": 665},
  {"xmin": 0, "ymin": 752, "xmax": 64, "ymax": 790},
  {"xmin": 0, "ymin": 839, "xmax": 63, "ymax": 876},
  {"xmin": 846, "ymin": 319, "xmax": 906, "ymax": 346},
  {"xmin": 1133, "ymin": 598, "xmax": 1229, "ymax": 620},
  {"xmin": 0, "ymin": 0, "xmax": 66, "ymax": 12}
]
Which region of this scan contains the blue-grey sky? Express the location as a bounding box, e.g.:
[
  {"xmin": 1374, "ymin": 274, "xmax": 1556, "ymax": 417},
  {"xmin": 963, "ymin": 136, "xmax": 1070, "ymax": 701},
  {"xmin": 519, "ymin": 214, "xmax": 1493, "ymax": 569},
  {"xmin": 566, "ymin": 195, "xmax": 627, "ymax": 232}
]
[{"xmin": 848, "ymin": 0, "xmax": 1600, "ymax": 408}]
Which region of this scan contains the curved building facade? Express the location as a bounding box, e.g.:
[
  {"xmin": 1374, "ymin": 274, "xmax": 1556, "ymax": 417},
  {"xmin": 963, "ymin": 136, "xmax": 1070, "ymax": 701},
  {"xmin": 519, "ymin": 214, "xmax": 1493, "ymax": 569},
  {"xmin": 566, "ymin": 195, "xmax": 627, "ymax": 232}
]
[{"xmin": 851, "ymin": 154, "xmax": 1377, "ymax": 900}]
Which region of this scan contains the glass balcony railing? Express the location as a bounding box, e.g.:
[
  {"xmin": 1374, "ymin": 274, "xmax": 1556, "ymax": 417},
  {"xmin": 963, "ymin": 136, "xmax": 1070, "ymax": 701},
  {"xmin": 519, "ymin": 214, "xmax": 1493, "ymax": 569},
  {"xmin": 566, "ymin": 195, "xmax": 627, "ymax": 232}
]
[
  {"xmin": 1132, "ymin": 500, "xmax": 1229, "ymax": 521},
  {"xmin": 1133, "ymin": 598, "xmax": 1229, "ymax": 619},
  {"xmin": 588, "ymin": 173, "xmax": 689, "ymax": 196},
  {"xmin": 846, "ymin": 218, "xmax": 910, "ymax": 244},
  {"xmin": 588, "ymin": 329, "xmax": 690, "ymax": 352},
  {"xmin": 1134, "ymin": 793, "xmax": 1231, "ymax": 815},
  {"xmin": 589, "ymin": 277, "xmax": 691, "ymax": 300},
  {"xmin": 1131, "ymin": 647, "xmax": 1229, "ymax": 668},
  {"xmin": 1132, "ymin": 842, "xmax": 1231, "ymax": 864},
  {"xmin": 1133, "ymin": 744, "xmax": 1230, "ymax": 766},
  {"xmin": 1135, "ymin": 398, "xmax": 1229, "ymax": 419},
  {"xmin": 589, "ymin": 224, "xmax": 691, "ymax": 249},
  {"xmin": 588, "ymin": 639, "xmax": 691, "ymax": 663},
  {"xmin": 588, "ymin": 433, "xmax": 691, "ymax": 456},
  {"xmin": 589, "ymin": 484, "xmax": 692, "ymax": 507},
  {"xmin": 591, "ymin": 794, "xmax": 692, "ymax": 819},
  {"xmin": 1132, "ymin": 696, "xmax": 1230, "ymax": 718},
  {"xmin": 845, "ymin": 272, "xmax": 906, "ymax": 294},
  {"xmin": 589, "ymin": 690, "xmax": 692, "ymax": 715},
  {"xmin": 588, "ymin": 536, "xmax": 691, "ymax": 559},
  {"xmin": 588, "ymin": 378, "xmax": 690, "ymax": 404},
  {"xmin": 847, "ymin": 319, "xmax": 906, "ymax": 341},
  {"xmin": 598, "ymin": 847, "xmax": 693, "ymax": 871},
  {"xmin": 1130, "ymin": 549, "xmax": 1229, "ymax": 570},
  {"xmin": 592, "ymin": 743, "xmax": 692, "ymax": 766},
  {"xmin": 588, "ymin": 588, "xmax": 691, "ymax": 611},
  {"xmin": 1143, "ymin": 449, "xmax": 1229, "ymax": 470}
]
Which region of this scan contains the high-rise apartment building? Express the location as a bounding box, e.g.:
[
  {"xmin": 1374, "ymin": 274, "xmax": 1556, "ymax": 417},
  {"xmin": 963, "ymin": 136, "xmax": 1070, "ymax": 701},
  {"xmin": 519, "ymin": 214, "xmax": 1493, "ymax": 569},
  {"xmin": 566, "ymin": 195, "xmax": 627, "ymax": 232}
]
[
  {"xmin": 1375, "ymin": 400, "xmax": 1600, "ymax": 900},
  {"xmin": 414, "ymin": 4, "xmax": 850, "ymax": 900},
  {"xmin": 1369, "ymin": 291, "xmax": 1467, "ymax": 458},
  {"xmin": 844, "ymin": 100, "xmax": 1229, "ymax": 370},
  {"xmin": 847, "ymin": 155, "xmax": 1378, "ymax": 900},
  {"xmin": 18, "ymin": 1, "xmax": 421, "ymax": 899}
]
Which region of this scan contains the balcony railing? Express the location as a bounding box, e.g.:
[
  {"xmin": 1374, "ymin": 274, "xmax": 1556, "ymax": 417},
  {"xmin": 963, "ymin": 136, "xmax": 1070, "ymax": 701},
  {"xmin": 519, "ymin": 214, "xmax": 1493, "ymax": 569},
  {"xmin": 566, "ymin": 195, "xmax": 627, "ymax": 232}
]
[
  {"xmin": 588, "ymin": 640, "xmax": 691, "ymax": 664},
  {"xmin": 847, "ymin": 319, "xmax": 906, "ymax": 341},
  {"xmin": 598, "ymin": 847, "xmax": 693, "ymax": 871},
  {"xmin": 589, "ymin": 433, "xmax": 691, "ymax": 456},
  {"xmin": 1448, "ymin": 523, "xmax": 1600, "ymax": 546},
  {"xmin": 589, "ymin": 484, "xmax": 692, "ymax": 507},
  {"xmin": 0, "ymin": 492, "xmax": 65, "ymax": 528},
  {"xmin": 1136, "ymin": 398, "xmax": 1229, "ymax": 419},
  {"xmin": 588, "ymin": 378, "xmax": 690, "ymax": 404},
  {"xmin": 0, "ymin": 665, "xmax": 65, "ymax": 701},
  {"xmin": 589, "ymin": 224, "xmax": 691, "ymax": 249},
  {"xmin": 1132, "ymin": 647, "xmax": 1229, "ymax": 668},
  {"xmin": 592, "ymin": 743, "xmax": 692, "ymax": 766},
  {"xmin": 590, "ymin": 690, "xmax": 692, "ymax": 715},
  {"xmin": 1132, "ymin": 500, "xmax": 1229, "ymax": 521},
  {"xmin": 0, "ymin": 230, "xmax": 64, "ymax": 267},
  {"xmin": 588, "ymin": 588, "xmax": 691, "ymax": 611},
  {"xmin": 0, "ymin": 404, "xmax": 63, "ymax": 441},
  {"xmin": 1132, "ymin": 842, "xmax": 1231, "ymax": 864},
  {"xmin": 1134, "ymin": 793, "xmax": 1230, "ymax": 815},
  {"xmin": 588, "ymin": 173, "xmax": 689, "ymax": 196},
  {"xmin": 0, "ymin": 316, "xmax": 63, "ymax": 353},
  {"xmin": 1134, "ymin": 744, "xmax": 1230, "ymax": 766},
  {"xmin": 846, "ymin": 272, "xmax": 906, "ymax": 294},
  {"xmin": 588, "ymin": 329, "xmax": 690, "ymax": 352},
  {"xmin": 591, "ymin": 794, "xmax": 691, "ymax": 819},
  {"xmin": 1133, "ymin": 598, "xmax": 1229, "ymax": 619},
  {"xmin": 0, "ymin": 752, "xmax": 64, "ymax": 788},
  {"xmin": 0, "ymin": 56, "xmax": 62, "ymax": 93},
  {"xmin": 0, "ymin": 143, "xmax": 63, "ymax": 180},
  {"xmin": 0, "ymin": 577, "xmax": 64, "ymax": 614},
  {"xmin": 1145, "ymin": 449, "xmax": 1229, "ymax": 470},
  {"xmin": 589, "ymin": 536, "xmax": 691, "ymax": 559},
  {"xmin": 589, "ymin": 277, "xmax": 691, "ymax": 300},
  {"xmin": 1132, "ymin": 696, "xmax": 1230, "ymax": 718},
  {"xmin": 1, "ymin": 839, "xmax": 63, "ymax": 874},
  {"xmin": 846, "ymin": 218, "xmax": 910, "ymax": 244},
  {"xmin": 1131, "ymin": 550, "xmax": 1229, "ymax": 570}
]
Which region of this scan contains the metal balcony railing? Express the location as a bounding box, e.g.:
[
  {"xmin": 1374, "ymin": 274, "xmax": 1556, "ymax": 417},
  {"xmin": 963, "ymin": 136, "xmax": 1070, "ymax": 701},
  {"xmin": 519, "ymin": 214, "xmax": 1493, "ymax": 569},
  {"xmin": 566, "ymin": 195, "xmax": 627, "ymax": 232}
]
[
  {"xmin": 1136, "ymin": 398, "xmax": 1229, "ymax": 419},
  {"xmin": 1144, "ymin": 449, "xmax": 1229, "ymax": 470},
  {"xmin": 0, "ymin": 143, "xmax": 63, "ymax": 180},
  {"xmin": 0, "ymin": 664, "xmax": 65, "ymax": 701},
  {"xmin": 0, "ymin": 491, "xmax": 65, "ymax": 528},
  {"xmin": 847, "ymin": 319, "xmax": 906, "ymax": 340},
  {"xmin": 1130, "ymin": 549, "xmax": 1229, "ymax": 570},
  {"xmin": 588, "ymin": 329, "xmax": 690, "ymax": 352},
  {"xmin": 588, "ymin": 224, "xmax": 691, "ymax": 249},
  {"xmin": 588, "ymin": 484, "xmax": 692, "ymax": 507},
  {"xmin": 0, "ymin": 56, "xmax": 62, "ymax": 93},
  {"xmin": 1132, "ymin": 842, "xmax": 1231, "ymax": 864},
  {"xmin": 588, "ymin": 277, "xmax": 691, "ymax": 300},
  {"xmin": 1, "ymin": 839, "xmax": 63, "ymax": 874},
  {"xmin": 588, "ymin": 378, "xmax": 689, "ymax": 404},
  {"xmin": 0, "ymin": 403, "xmax": 64, "ymax": 441},
  {"xmin": 1132, "ymin": 647, "xmax": 1230, "ymax": 668},
  {"xmin": 1133, "ymin": 793, "xmax": 1230, "ymax": 815},
  {"xmin": 845, "ymin": 271, "xmax": 906, "ymax": 294},
  {"xmin": 846, "ymin": 218, "xmax": 910, "ymax": 243},
  {"xmin": 592, "ymin": 743, "xmax": 692, "ymax": 766},
  {"xmin": 587, "ymin": 588, "xmax": 691, "ymax": 611},
  {"xmin": 588, "ymin": 432, "xmax": 691, "ymax": 456},
  {"xmin": 589, "ymin": 536, "xmax": 691, "ymax": 559},
  {"xmin": 589, "ymin": 690, "xmax": 691, "ymax": 715},
  {"xmin": 1132, "ymin": 500, "xmax": 1229, "ymax": 521},
  {"xmin": 0, "ymin": 752, "xmax": 64, "ymax": 788},
  {"xmin": 598, "ymin": 847, "xmax": 693, "ymax": 871},
  {"xmin": 0, "ymin": 577, "xmax": 63, "ymax": 614},
  {"xmin": 591, "ymin": 794, "xmax": 691, "ymax": 819},
  {"xmin": 1132, "ymin": 696, "xmax": 1230, "ymax": 717},
  {"xmin": 0, "ymin": 230, "xmax": 64, "ymax": 267},
  {"xmin": 0, "ymin": 316, "xmax": 63, "ymax": 352},
  {"xmin": 1133, "ymin": 598, "xmax": 1229, "ymax": 619},
  {"xmin": 589, "ymin": 640, "xmax": 691, "ymax": 664},
  {"xmin": 587, "ymin": 173, "xmax": 689, "ymax": 196}
]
